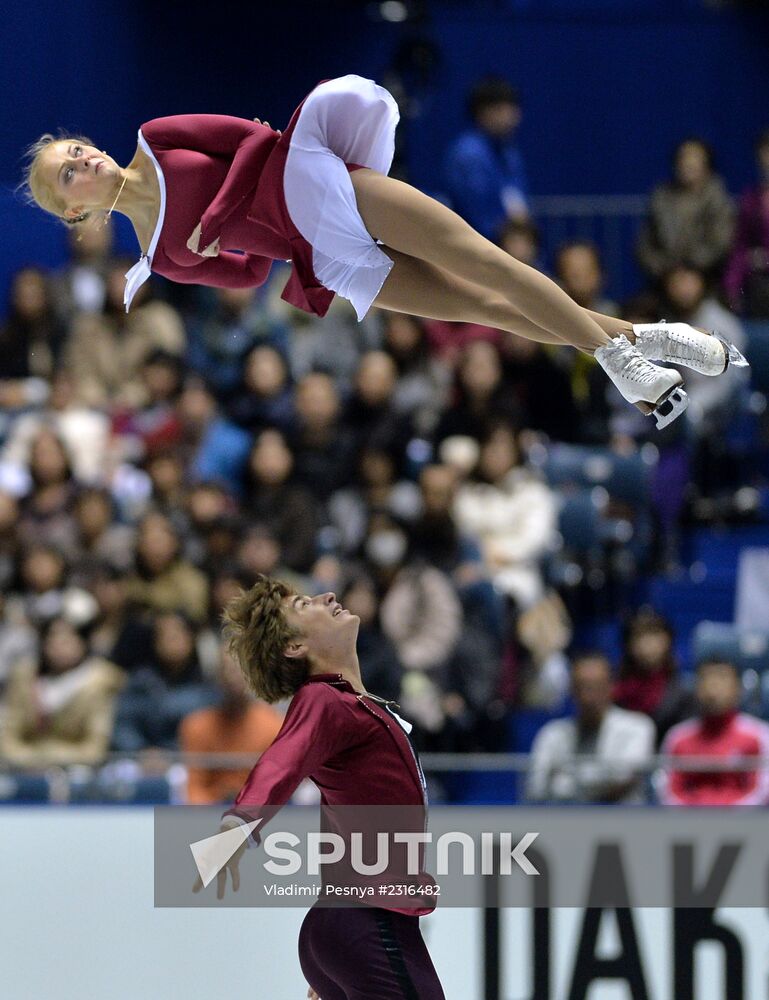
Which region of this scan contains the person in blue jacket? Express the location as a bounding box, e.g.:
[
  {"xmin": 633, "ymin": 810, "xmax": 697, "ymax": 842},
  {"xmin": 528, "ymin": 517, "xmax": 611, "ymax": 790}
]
[{"xmin": 444, "ymin": 76, "xmax": 529, "ymax": 242}]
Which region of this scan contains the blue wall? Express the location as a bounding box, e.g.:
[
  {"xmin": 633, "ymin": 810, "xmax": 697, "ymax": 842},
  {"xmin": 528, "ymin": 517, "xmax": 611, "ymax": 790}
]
[{"xmin": 2, "ymin": 0, "xmax": 768, "ymax": 313}]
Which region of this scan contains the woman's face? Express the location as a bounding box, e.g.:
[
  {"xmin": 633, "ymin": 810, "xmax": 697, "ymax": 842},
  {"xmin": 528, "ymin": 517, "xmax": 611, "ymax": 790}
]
[
  {"xmin": 154, "ymin": 615, "xmax": 194, "ymax": 670},
  {"xmin": 138, "ymin": 517, "xmax": 178, "ymax": 572},
  {"xmin": 356, "ymin": 352, "xmax": 397, "ymax": 406},
  {"xmin": 43, "ymin": 620, "xmax": 87, "ymax": 674},
  {"xmin": 629, "ymin": 627, "xmax": 671, "ymax": 671},
  {"xmin": 41, "ymin": 140, "xmax": 120, "ymax": 219},
  {"xmin": 245, "ymin": 346, "xmax": 287, "ymax": 397},
  {"xmin": 384, "ymin": 314, "xmax": 422, "ymax": 356},
  {"xmin": 675, "ymin": 142, "xmax": 710, "ymax": 188},
  {"xmin": 30, "ymin": 432, "xmax": 70, "ymax": 486},
  {"xmin": 478, "ymin": 428, "xmax": 519, "ymax": 481},
  {"xmin": 22, "ymin": 549, "xmax": 65, "ymax": 593},
  {"xmin": 459, "ymin": 341, "xmax": 502, "ymax": 397},
  {"xmin": 359, "ymin": 449, "xmax": 394, "ymax": 488},
  {"xmin": 76, "ymin": 494, "xmax": 111, "ymax": 537},
  {"xmin": 250, "ymin": 431, "xmax": 292, "ymax": 486},
  {"xmin": 12, "ymin": 269, "xmax": 48, "ymax": 320}
]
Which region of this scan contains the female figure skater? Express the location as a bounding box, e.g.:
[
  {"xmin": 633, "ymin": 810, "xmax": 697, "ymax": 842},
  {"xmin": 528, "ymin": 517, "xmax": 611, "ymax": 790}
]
[{"xmin": 22, "ymin": 75, "xmax": 746, "ymax": 428}]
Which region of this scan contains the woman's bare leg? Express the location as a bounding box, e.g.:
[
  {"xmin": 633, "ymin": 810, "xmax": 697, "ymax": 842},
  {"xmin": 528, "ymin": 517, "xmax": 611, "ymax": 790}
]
[
  {"xmin": 374, "ymin": 248, "xmax": 566, "ymax": 344},
  {"xmin": 350, "ymin": 168, "xmax": 613, "ymax": 354}
]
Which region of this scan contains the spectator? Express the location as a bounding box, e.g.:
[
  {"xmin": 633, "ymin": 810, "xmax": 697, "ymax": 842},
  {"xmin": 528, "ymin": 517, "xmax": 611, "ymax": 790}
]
[
  {"xmin": 0, "ymin": 267, "xmax": 65, "ymax": 408},
  {"xmin": 328, "ymin": 445, "xmax": 421, "ymax": 556},
  {"xmin": 175, "ymin": 379, "xmax": 252, "ymax": 495},
  {"xmin": 637, "ymin": 138, "xmax": 735, "ymax": 285},
  {"xmin": 50, "ymin": 216, "xmax": 113, "ymax": 321},
  {"xmin": 289, "ymin": 372, "xmax": 357, "ymax": 500},
  {"xmin": 453, "ymin": 423, "xmax": 557, "ymax": 609},
  {"xmin": 445, "ymin": 76, "xmax": 529, "ymax": 240},
  {"xmin": 112, "ymin": 611, "xmax": 216, "ymax": 752},
  {"xmin": 64, "ymin": 257, "xmax": 186, "ymax": 408},
  {"xmin": 179, "ymin": 648, "xmax": 284, "ymax": 804},
  {"xmin": 13, "ymin": 543, "xmax": 69, "ymax": 626},
  {"xmin": 345, "ymin": 350, "xmax": 414, "ymax": 459},
  {"xmin": 613, "ymin": 609, "xmax": 696, "ymax": 745},
  {"xmin": 86, "ymin": 562, "xmax": 153, "ymax": 673},
  {"xmin": 555, "ymin": 241, "xmax": 619, "ymax": 316},
  {"xmin": 126, "ymin": 512, "xmax": 209, "ymax": 624},
  {"xmin": 70, "ymin": 488, "xmax": 135, "ymax": 582},
  {"xmin": 434, "ymin": 340, "xmax": 519, "ymax": 443},
  {"xmin": 497, "ymin": 331, "xmax": 581, "ymax": 442},
  {"xmin": 379, "ymin": 312, "xmax": 451, "ymax": 435},
  {"xmin": 185, "ymin": 285, "xmax": 289, "ymax": 398},
  {"xmin": 724, "ymin": 128, "xmax": 769, "ymax": 317},
  {"xmin": 499, "ymin": 217, "xmax": 542, "ymax": 269},
  {"xmin": 372, "ymin": 513, "xmax": 463, "ymax": 740},
  {"xmin": 526, "ymin": 652, "xmax": 655, "ymax": 804},
  {"xmin": 0, "ymin": 491, "xmax": 21, "ymax": 591},
  {"xmin": 16, "ymin": 429, "xmax": 80, "ymax": 558},
  {"xmin": 184, "ymin": 481, "xmax": 240, "ymax": 570},
  {"xmin": 0, "ymin": 592, "xmax": 36, "ymax": 715},
  {"xmin": 113, "ymin": 349, "xmax": 186, "ymax": 456},
  {"xmin": 659, "ymin": 659, "xmax": 769, "ymax": 806},
  {"xmin": 1, "ymin": 614, "xmax": 125, "ymax": 767},
  {"xmin": 226, "ymin": 344, "xmax": 295, "ymax": 435},
  {"xmin": 141, "ymin": 450, "xmax": 188, "ymax": 525},
  {"xmin": 235, "ymin": 524, "xmax": 306, "ymax": 596},
  {"xmin": 243, "ymin": 429, "xmax": 322, "ymax": 573},
  {"xmin": 660, "ymin": 264, "xmax": 748, "ymax": 440},
  {"xmin": 2, "ymin": 369, "xmax": 111, "ymax": 485},
  {"xmin": 411, "ymin": 464, "xmax": 507, "ymax": 747}
]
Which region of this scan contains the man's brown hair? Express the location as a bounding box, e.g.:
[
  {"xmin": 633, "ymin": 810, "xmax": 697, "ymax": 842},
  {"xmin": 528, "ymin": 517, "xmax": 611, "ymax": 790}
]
[{"xmin": 222, "ymin": 575, "xmax": 308, "ymax": 703}]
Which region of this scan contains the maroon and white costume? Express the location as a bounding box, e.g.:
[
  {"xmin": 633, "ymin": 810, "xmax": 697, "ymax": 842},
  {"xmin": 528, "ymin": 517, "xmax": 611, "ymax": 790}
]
[{"xmin": 124, "ymin": 75, "xmax": 398, "ymax": 320}]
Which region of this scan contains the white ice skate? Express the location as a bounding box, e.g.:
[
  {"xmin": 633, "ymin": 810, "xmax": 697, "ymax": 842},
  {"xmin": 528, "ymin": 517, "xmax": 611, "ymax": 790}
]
[
  {"xmin": 595, "ymin": 333, "xmax": 689, "ymax": 429},
  {"xmin": 632, "ymin": 321, "xmax": 749, "ymax": 376}
]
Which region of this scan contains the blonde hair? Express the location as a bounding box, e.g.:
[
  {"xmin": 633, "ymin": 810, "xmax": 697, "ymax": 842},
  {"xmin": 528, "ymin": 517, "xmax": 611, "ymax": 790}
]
[
  {"xmin": 222, "ymin": 575, "xmax": 309, "ymax": 703},
  {"xmin": 16, "ymin": 130, "xmax": 101, "ymax": 229}
]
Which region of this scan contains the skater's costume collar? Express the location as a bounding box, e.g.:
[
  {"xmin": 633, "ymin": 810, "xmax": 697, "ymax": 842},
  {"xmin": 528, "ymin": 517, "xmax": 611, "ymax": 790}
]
[{"xmin": 122, "ymin": 130, "xmax": 166, "ymax": 312}]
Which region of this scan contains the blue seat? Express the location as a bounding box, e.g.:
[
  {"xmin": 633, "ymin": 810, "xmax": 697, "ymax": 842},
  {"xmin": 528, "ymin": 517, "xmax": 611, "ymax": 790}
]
[{"xmin": 539, "ymin": 443, "xmax": 654, "ymax": 507}]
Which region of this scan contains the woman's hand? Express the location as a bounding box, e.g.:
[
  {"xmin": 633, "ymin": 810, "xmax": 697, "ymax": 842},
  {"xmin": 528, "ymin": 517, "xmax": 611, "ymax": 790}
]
[
  {"xmin": 253, "ymin": 117, "xmax": 282, "ymax": 135},
  {"xmin": 187, "ymin": 222, "xmax": 220, "ymax": 258},
  {"xmin": 307, "ymin": 987, "xmax": 320, "ymax": 999}
]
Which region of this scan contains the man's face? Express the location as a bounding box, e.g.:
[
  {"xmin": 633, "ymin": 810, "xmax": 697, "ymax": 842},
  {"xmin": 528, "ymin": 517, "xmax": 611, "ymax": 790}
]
[
  {"xmin": 696, "ymin": 663, "xmax": 741, "ymax": 717},
  {"xmin": 282, "ymin": 591, "xmax": 360, "ymax": 663},
  {"xmin": 571, "ymin": 657, "xmax": 613, "ymax": 725},
  {"xmin": 477, "ymin": 101, "xmax": 521, "ymax": 138}
]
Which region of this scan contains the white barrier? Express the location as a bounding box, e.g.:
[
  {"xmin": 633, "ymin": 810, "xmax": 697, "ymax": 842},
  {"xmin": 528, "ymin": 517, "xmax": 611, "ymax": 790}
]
[{"xmin": 0, "ymin": 808, "xmax": 765, "ymax": 999}]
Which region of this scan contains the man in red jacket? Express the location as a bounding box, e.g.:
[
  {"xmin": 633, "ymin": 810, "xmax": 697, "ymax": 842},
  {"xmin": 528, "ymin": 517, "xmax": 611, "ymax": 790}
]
[
  {"xmin": 202, "ymin": 574, "xmax": 445, "ymax": 1000},
  {"xmin": 659, "ymin": 658, "xmax": 769, "ymax": 806}
]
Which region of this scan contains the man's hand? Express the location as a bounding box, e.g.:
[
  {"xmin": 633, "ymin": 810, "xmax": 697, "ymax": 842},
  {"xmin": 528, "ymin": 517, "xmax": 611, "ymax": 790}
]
[
  {"xmin": 191, "ymin": 821, "xmax": 248, "ymax": 900},
  {"xmin": 186, "ymin": 222, "xmax": 220, "ymax": 258},
  {"xmin": 307, "ymin": 988, "xmax": 320, "ymax": 999}
]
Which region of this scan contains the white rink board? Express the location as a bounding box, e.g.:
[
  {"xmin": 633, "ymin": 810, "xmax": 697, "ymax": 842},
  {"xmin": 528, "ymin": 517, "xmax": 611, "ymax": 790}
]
[{"xmin": 0, "ymin": 808, "xmax": 764, "ymax": 1000}]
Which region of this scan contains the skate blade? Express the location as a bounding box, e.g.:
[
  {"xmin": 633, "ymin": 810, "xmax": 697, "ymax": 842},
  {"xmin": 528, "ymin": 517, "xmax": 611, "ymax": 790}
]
[
  {"xmin": 652, "ymin": 386, "xmax": 689, "ymax": 429},
  {"xmin": 712, "ymin": 331, "xmax": 749, "ymax": 368}
]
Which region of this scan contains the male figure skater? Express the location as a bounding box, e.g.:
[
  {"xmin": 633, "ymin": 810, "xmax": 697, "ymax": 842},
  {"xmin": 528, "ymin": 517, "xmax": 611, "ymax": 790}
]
[{"xmin": 201, "ymin": 574, "xmax": 445, "ymax": 1000}]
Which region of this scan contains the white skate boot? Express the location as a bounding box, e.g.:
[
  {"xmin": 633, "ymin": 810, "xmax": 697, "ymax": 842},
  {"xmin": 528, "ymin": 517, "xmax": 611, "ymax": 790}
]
[
  {"xmin": 632, "ymin": 321, "xmax": 749, "ymax": 376},
  {"xmin": 595, "ymin": 333, "xmax": 689, "ymax": 429}
]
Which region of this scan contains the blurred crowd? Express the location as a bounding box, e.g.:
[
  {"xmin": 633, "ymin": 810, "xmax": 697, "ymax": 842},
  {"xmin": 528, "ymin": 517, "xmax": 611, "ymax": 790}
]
[{"xmin": 1, "ymin": 75, "xmax": 768, "ymax": 806}]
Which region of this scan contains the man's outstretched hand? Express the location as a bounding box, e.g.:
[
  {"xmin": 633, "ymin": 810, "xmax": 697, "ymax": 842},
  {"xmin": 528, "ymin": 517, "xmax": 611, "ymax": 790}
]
[{"xmin": 191, "ymin": 821, "xmax": 248, "ymax": 900}]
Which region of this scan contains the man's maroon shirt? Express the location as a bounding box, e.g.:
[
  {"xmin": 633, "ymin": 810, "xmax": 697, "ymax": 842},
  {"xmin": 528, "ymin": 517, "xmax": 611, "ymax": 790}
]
[{"xmin": 222, "ymin": 673, "xmax": 434, "ymax": 915}]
